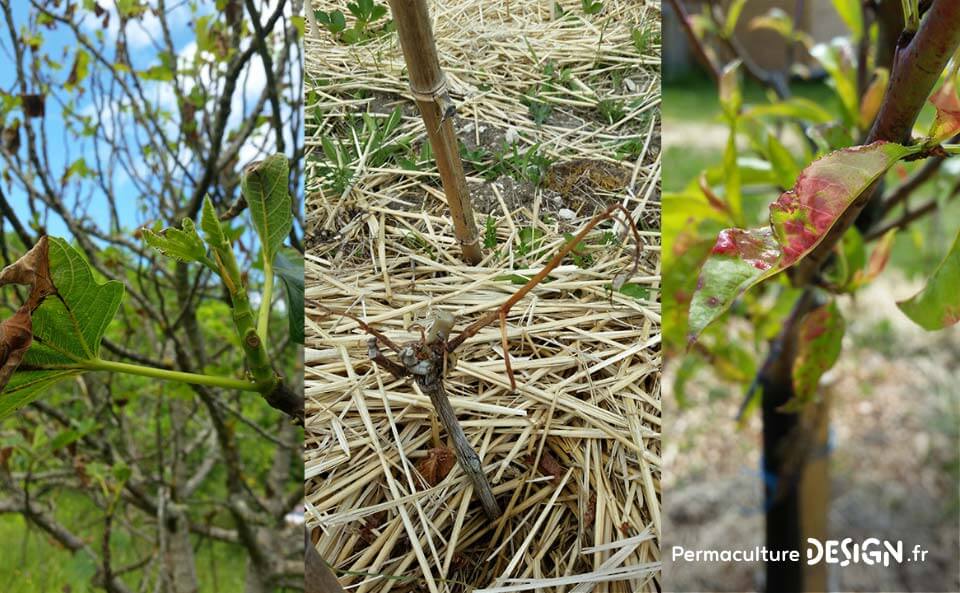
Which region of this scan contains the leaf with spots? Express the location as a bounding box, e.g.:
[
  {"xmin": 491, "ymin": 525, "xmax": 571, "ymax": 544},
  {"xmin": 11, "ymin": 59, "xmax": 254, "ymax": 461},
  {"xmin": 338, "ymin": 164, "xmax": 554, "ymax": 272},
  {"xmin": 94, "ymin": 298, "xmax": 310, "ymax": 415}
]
[
  {"xmin": 769, "ymin": 142, "xmax": 915, "ymax": 266},
  {"xmin": 688, "ymin": 142, "xmax": 919, "ymax": 342},
  {"xmin": 662, "ymin": 192, "xmax": 727, "ymax": 350},
  {"xmin": 1, "ymin": 237, "xmax": 124, "ymax": 418},
  {"xmin": 688, "ymin": 227, "xmax": 781, "ymax": 342},
  {"xmin": 897, "ymin": 226, "xmax": 960, "ymax": 330},
  {"xmin": 0, "ymin": 237, "xmax": 57, "ymax": 400},
  {"xmin": 783, "ymin": 301, "xmax": 844, "ymax": 411}
]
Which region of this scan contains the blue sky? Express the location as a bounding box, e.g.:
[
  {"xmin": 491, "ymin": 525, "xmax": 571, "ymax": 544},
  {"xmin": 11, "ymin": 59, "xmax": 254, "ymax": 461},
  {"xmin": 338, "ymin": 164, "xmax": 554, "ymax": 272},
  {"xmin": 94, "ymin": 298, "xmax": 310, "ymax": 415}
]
[{"xmin": 0, "ymin": 1, "xmax": 299, "ymax": 244}]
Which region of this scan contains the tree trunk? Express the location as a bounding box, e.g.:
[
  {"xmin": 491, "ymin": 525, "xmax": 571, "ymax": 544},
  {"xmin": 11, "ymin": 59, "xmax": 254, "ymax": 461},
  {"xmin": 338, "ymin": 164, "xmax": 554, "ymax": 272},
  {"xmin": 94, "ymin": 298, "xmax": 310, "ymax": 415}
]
[
  {"xmin": 760, "ymin": 290, "xmax": 818, "ymax": 593},
  {"xmin": 165, "ymin": 518, "xmax": 200, "ymax": 593}
]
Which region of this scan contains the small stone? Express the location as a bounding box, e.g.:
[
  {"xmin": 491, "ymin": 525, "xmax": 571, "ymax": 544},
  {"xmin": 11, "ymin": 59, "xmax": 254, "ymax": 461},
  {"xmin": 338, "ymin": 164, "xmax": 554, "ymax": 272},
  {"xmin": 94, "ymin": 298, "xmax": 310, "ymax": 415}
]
[
  {"xmin": 505, "ymin": 126, "xmax": 520, "ymax": 145},
  {"xmin": 558, "ymin": 208, "xmax": 575, "ymax": 220}
]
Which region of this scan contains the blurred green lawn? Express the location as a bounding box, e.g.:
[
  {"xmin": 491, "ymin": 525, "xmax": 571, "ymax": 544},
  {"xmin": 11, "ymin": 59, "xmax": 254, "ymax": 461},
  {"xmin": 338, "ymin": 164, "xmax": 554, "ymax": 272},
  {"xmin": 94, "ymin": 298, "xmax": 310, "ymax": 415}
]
[{"xmin": 0, "ymin": 492, "xmax": 248, "ymax": 593}]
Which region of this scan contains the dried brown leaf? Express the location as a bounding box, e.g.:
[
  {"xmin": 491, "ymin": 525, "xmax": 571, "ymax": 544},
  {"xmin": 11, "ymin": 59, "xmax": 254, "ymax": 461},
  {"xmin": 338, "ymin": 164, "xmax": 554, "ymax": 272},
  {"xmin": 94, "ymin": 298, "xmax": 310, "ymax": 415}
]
[
  {"xmin": 0, "ymin": 306, "xmax": 34, "ymax": 391},
  {"xmin": 21, "ymin": 94, "xmax": 45, "ymax": 118},
  {"xmin": 358, "ymin": 510, "xmax": 387, "ymax": 544},
  {"xmin": 526, "ymin": 450, "xmax": 565, "ymax": 484},
  {"xmin": 415, "ymin": 447, "xmax": 455, "ymax": 488},
  {"xmin": 0, "ymin": 237, "xmax": 56, "ymax": 393},
  {"xmin": 0, "ymin": 236, "xmax": 55, "ymax": 309},
  {"xmin": 583, "ymin": 492, "xmax": 597, "ymax": 528}
]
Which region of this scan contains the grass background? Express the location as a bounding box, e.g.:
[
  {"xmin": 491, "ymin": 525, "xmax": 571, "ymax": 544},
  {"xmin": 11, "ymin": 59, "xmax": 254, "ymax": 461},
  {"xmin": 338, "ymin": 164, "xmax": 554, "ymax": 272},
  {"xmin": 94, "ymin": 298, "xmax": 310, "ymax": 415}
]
[{"xmin": 0, "ymin": 493, "xmax": 248, "ymax": 593}]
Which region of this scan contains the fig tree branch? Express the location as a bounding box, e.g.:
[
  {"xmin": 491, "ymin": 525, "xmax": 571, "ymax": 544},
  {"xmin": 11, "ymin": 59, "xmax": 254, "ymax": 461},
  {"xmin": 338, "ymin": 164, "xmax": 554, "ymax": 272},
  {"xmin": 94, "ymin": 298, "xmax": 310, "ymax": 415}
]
[{"xmin": 244, "ymin": 0, "xmax": 287, "ymax": 153}]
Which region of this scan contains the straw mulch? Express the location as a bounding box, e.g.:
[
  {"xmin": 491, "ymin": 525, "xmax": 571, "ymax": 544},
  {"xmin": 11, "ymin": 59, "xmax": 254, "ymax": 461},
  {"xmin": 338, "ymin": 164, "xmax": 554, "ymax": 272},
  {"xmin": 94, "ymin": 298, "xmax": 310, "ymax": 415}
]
[{"xmin": 305, "ymin": 1, "xmax": 661, "ymax": 591}]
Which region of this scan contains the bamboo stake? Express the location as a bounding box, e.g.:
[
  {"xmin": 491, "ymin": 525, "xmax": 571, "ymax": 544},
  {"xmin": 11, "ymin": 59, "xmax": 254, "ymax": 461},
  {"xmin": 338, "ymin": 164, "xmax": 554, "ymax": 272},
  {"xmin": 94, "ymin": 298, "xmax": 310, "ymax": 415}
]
[
  {"xmin": 799, "ymin": 400, "xmax": 830, "ymax": 593},
  {"xmin": 387, "ymin": 0, "xmax": 483, "ymax": 264}
]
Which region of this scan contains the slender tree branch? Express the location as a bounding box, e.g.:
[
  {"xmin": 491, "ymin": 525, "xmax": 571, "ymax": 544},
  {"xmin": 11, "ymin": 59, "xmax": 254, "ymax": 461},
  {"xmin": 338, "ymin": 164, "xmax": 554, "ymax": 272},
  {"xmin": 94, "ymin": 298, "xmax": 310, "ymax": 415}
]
[
  {"xmin": 244, "ymin": 0, "xmax": 287, "ymax": 153},
  {"xmin": 667, "ymin": 0, "xmax": 720, "ymax": 82},
  {"xmin": 879, "ymin": 155, "xmax": 945, "ymax": 217},
  {"xmin": 866, "ymin": 178, "xmax": 960, "ymax": 240}
]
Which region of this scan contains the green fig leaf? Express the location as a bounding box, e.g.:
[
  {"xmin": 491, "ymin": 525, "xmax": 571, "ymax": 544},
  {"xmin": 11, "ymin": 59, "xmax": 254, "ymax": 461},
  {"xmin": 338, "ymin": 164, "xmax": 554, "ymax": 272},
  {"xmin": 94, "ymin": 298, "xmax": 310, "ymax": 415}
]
[
  {"xmin": 142, "ymin": 218, "xmax": 215, "ymax": 269},
  {"xmin": 273, "ymin": 248, "xmax": 304, "ymax": 344},
  {"xmin": 1, "ymin": 237, "xmax": 124, "ymax": 418},
  {"xmin": 242, "ymin": 154, "xmax": 292, "ymax": 266},
  {"xmin": 200, "ymin": 195, "xmax": 227, "ymax": 248}
]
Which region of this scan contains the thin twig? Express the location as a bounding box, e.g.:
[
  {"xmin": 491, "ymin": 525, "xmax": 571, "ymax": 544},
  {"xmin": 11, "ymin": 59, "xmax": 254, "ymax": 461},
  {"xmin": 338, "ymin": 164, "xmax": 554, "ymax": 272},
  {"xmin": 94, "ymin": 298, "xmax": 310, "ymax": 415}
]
[
  {"xmin": 866, "ymin": 178, "xmax": 960, "ymax": 240},
  {"xmin": 667, "ymin": 0, "xmax": 720, "ymax": 82}
]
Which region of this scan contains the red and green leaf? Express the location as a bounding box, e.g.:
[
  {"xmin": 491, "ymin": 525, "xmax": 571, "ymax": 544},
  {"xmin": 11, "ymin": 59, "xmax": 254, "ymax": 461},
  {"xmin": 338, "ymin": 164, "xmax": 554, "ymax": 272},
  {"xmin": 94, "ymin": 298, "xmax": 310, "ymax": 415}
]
[
  {"xmin": 897, "ymin": 226, "xmax": 960, "ymax": 330},
  {"xmin": 770, "ymin": 142, "xmax": 914, "ymax": 267},
  {"xmin": 663, "ymin": 191, "xmax": 727, "ymax": 350},
  {"xmin": 784, "ymin": 301, "xmax": 845, "ymax": 410},
  {"xmin": 688, "ymin": 227, "xmax": 781, "ymax": 342},
  {"xmin": 927, "ymin": 78, "xmax": 960, "ymax": 143},
  {"xmin": 688, "ymin": 141, "xmax": 919, "ymax": 342}
]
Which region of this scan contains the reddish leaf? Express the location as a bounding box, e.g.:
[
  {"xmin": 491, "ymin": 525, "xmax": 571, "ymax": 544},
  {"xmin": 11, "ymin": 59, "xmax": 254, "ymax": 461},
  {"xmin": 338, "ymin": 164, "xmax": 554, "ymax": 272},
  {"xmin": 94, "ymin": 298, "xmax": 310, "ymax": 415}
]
[
  {"xmin": 689, "ymin": 142, "xmax": 917, "ymax": 342},
  {"xmin": 540, "ymin": 450, "xmax": 564, "ymax": 483},
  {"xmin": 770, "ymin": 142, "xmax": 912, "ymax": 266},
  {"xmin": 415, "ymin": 447, "xmax": 455, "ymax": 488},
  {"xmin": 687, "ymin": 227, "xmax": 781, "ymax": 342},
  {"xmin": 928, "ymin": 79, "xmax": 960, "ymax": 143},
  {"xmin": 783, "ymin": 301, "xmax": 845, "ymax": 411}
]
